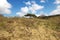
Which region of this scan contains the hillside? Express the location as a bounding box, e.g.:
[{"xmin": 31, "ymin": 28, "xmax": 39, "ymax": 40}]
[{"xmin": 0, "ymin": 15, "xmax": 60, "ymax": 40}]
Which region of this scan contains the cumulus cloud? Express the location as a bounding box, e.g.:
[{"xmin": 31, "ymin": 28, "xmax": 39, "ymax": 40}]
[
  {"xmin": 29, "ymin": 3, "xmax": 44, "ymax": 13},
  {"xmin": 21, "ymin": 7, "xmax": 29, "ymax": 13},
  {"xmin": 16, "ymin": 1, "xmax": 44, "ymax": 17},
  {"xmin": 35, "ymin": 11, "xmax": 48, "ymax": 17},
  {"xmin": 54, "ymin": 0, "xmax": 60, "ymax": 4},
  {"xmin": 25, "ymin": 1, "xmax": 31, "ymax": 5},
  {"xmin": 16, "ymin": 7, "xmax": 29, "ymax": 17},
  {"xmin": 50, "ymin": 5, "xmax": 60, "ymax": 15},
  {"xmin": 40, "ymin": 0, "xmax": 45, "ymax": 3},
  {"xmin": 0, "ymin": 0, "xmax": 12, "ymax": 14},
  {"xmin": 30, "ymin": 2, "xmax": 44, "ymax": 10},
  {"xmin": 50, "ymin": 0, "xmax": 60, "ymax": 16}
]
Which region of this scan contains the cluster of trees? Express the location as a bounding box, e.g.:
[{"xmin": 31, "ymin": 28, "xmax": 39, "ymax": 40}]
[
  {"xmin": 24, "ymin": 13, "xmax": 47, "ymax": 19},
  {"xmin": 24, "ymin": 13, "xmax": 37, "ymax": 18}
]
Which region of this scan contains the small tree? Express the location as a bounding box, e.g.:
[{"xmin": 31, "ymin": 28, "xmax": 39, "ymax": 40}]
[{"xmin": 25, "ymin": 13, "xmax": 37, "ymax": 18}]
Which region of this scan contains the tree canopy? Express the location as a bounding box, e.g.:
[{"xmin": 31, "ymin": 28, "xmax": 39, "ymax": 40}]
[{"xmin": 25, "ymin": 13, "xmax": 37, "ymax": 18}]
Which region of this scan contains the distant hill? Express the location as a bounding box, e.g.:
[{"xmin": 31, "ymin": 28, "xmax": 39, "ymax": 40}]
[
  {"xmin": 0, "ymin": 14, "xmax": 60, "ymax": 40},
  {"xmin": 38, "ymin": 14, "xmax": 60, "ymax": 19}
]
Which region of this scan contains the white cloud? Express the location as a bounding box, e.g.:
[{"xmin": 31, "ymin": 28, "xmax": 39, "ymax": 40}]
[
  {"xmin": 16, "ymin": 7, "xmax": 29, "ymax": 17},
  {"xmin": 50, "ymin": 0, "xmax": 60, "ymax": 16},
  {"xmin": 29, "ymin": 3, "xmax": 44, "ymax": 13},
  {"xmin": 25, "ymin": 1, "xmax": 31, "ymax": 5},
  {"xmin": 40, "ymin": 0, "xmax": 45, "ymax": 3},
  {"xmin": 16, "ymin": 1, "xmax": 44, "ymax": 17},
  {"xmin": 54, "ymin": 0, "xmax": 60, "ymax": 4},
  {"xmin": 31, "ymin": 1, "xmax": 36, "ymax": 4},
  {"xmin": 50, "ymin": 5, "xmax": 60, "ymax": 15},
  {"xmin": 31, "ymin": 3, "xmax": 44, "ymax": 10},
  {"xmin": 29, "ymin": 1, "xmax": 44, "ymax": 14},
  {"xmin": 57, "ymin": 5, "xmax": 60, "ymax": 8},
  {"xmin": 35, "ymin": 11, "xmax": 48, "ymax": 17},
  {"xmin": 16, "ymin": 12, "xmax": 26, "ymax": 17},
  {"xmin": 21, "ymin": 7, "xmax": 29, "ymax": 13},
  {"xmin": 0, "ymin": 0, "xmax": 12, "ymax": 14}
]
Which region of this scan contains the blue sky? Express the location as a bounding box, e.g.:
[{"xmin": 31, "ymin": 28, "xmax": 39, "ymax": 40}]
[{"xmin": 0, "ymin": 0, "xmax": 60, "ymax": 17}]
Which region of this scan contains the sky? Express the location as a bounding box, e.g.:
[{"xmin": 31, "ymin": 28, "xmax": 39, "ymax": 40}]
[{"xmin": 0, "ymin": 0, "xmax": 60, "ymax": 17}]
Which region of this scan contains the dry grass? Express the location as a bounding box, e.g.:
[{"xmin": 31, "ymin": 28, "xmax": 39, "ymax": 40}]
[{"xmin": 0, "ymin": 16, "xmax": 60, "ymax": 40}]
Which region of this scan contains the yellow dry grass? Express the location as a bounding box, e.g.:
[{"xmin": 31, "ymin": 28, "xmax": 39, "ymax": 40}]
[{"xmin": 0, "ymin": 17, "xmax": 60, "ymax": 40}]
